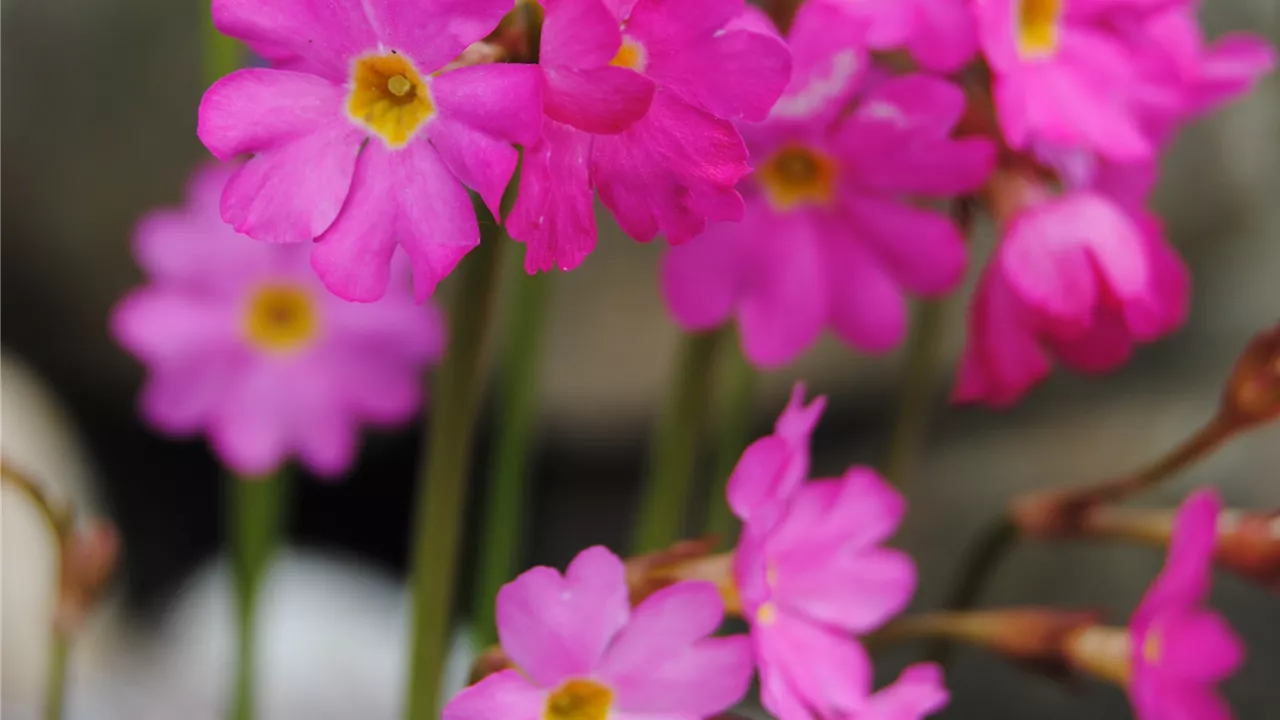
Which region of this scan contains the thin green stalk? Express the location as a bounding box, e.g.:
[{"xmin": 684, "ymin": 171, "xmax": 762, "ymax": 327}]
[
  {"xmin": 43, "ymin": 634, "xmax": 69, "ymax": 720},
  {"xmin": 202, "ymin": 7, "xmax": 241, "ymax": 85},
  {"xmin": 404, "ymin": 229, "xmax": 505, "ymax": 720},
  {"xmin": 632, "ymin": 331, "xmax": 722, "ymax": 554},
  {"xmin": 704, "ymin": 328, "xmax": 757, "ymax": 549},
  {"xmin": 228, "ymin": 469, "xmax": 291, "ymax": 720},
  {"xmin": 471, "ymin": 259, "xmax": 554, "ymax": 648},
  {"xmin": 925, "ymin": 517, "xmax": 1018, "ymax": 664},
  {"xmin": 883, "ymin": 299, "xmax": 946, "ymax": 488}
]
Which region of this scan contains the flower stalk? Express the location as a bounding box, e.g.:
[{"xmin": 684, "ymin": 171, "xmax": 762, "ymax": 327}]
[{"xmin": 704, "ymin": 327, "xmax": 757, "ymax": 549}]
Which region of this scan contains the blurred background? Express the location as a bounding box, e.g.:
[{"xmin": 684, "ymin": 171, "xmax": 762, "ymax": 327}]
[{"xmin": 2, "ymin": 0, "xmax": 1279, "ymax": 718}]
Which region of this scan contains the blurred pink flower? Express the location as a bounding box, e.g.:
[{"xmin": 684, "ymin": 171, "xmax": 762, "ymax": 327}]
[
  {"xmin": 443, "ymin": 546, "xmax": 753, "ymax": 720},
  {"xmin": 198, "ymin": 0, "xmax": 541, "ymax": 302},
  {"xmin": 111, "ymin": 164, "xmax": 443, "ymax": 478},
  {"xmin": 729, "ymin": 389, "xmax": 943, "ymax": 720},
  {"xmin": 508, "ymin": 0, "xmax": 791, "ymax": 273},
  {"xmin": 662, "ymin": 2, "xmax": 993, "ymax": 369},
  {"xmin": 816, "ymin": 0, "xmax": 978, "ymax": 72},
  {"xmin": 1129, "ymin": 489, "xmax": 1244, "ymax": 720}
]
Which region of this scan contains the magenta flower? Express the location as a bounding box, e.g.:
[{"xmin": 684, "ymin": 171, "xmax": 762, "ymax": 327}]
[
  {"xmin": 817, "ymin": 0, "xmax": 978, "ymax": 72},
  {"xmin": 662, "ymin": 2, "xmax": 994, "ymax": 368},
  {"xmin": 1129, "ymin": 488, "xmax": 1244, "ymax": 720},
  {"xmin": 198, "ymin": 0, "xmax": 542, "ymax": 302},
  {"xmin": 443, "ymin": 546, "xmax": 753, "ymax": 720},
  {"xmin": 508, "ymin": 0, "xmax": 791, "ymax": 273},
  {"xmin": 729, "ymin": 388, "xmax": 945, "ymax": 719},
  {"xmin": 111, "ymin": 164, "xmax": 443, "ymax": 477}
]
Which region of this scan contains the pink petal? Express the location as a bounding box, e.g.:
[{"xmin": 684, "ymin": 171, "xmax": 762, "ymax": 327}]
[
  {"xmin": 199, "ymin": 69, "xmax": 363, "ymax": 243},
  {"xmin": 769, "ymin": 467, "xmax": 906, "ymax": 554},
  {"xmin": 209, "ymin": 364, "xmax": 292, "ymax": 477},
  {"xmin": 313, "ymin": 142, "xmax": 479, "ymax": 302},
  {"xmin": 1134, "ymin": 490, "xmax": 1221, "ymax": 625},
  {"xmin": 592, "ymin": 89, "xmax": 748, "ymax": 244},
  {"xmin": 647, "ymin": 24, "xmax": 792, "ymax": 122},
  {"xmin": 777, "ymin": 546, "xmax": 916, "ymax": 634},
  {"xmin": 756, "ymin": 635, "xmax": 815, "ymax": 720},
  {"xmin": 544, "ymin": 66, "xmax": 656, "ymax": 134},
  {"xmin": 507, "ymin": 121, "xmax": 598, "ymax": 273},
  {"xmin": 365, "ymin": 0, "xmax": 512, "ymax": 74},
  {"xmin": 1158, "ymin": 609, "xmax": 1244, "ymax": 683},
  {"xmin": 770, "ymin": 0, "xmax": 866, "ymax": 126},
  {"xmin": 726, "ymin": 437, "xmax": 801, "ymax": 524},
  {"xmin": 951, "ymin": 266, "xmax": 1050, "ymax": 407},
  {"xmin": 212, "ymin": 0, "xmax": 378, "ymax": 81},
  {"xmin": 660, "ymin": 218, "xmax": 746, "ymax": 331},
  {"xmin": 599, "ymin": 0, "xmax": 637, "ymax": 23},
  {"xmin": 1134, "ymin": 681, "xmax": 1233, "ymax": 720},
  {"xmin": 1047, "ymin": 310, "xmax": 1136, "ymax": 375},
  {"xmin": 110, "ymin": 289, "xmax": 236, "ymax": 364},
  {"xmin": 442, "ymin": 669, "xmax": 546, "ymax": 720},
  {"xmin": 432, "ymin": 64, "xmax": 543, "ymax": 147},
  {"xmin": 292, "ymin": 385, "xmax": 359, "ymax": 479},
  {"xmin": 847, "ymin": 197, "xmax": 967, "ymax": 296},
  {"xmin": 323, "ymin": 286, "xmax": 446, "ymax": 364},
  {"xmin": 429, "ymin": 117, "xmax": 520, "ymax": 218},
  {"xmin": 1185, "ymin": 34, "xmax": 1277, "ymax": 116},
  {"xmin": 139, "ymin": 351, "xmax": 245, "ymax": 436},
  {"xmin": 738, "ymin": 212, "xmax": 827, "ymax": 368},
  {"xmin": 1123, "ymin": 217, "xmax": 1189, "ymax": 341},
  {"xmin": 541, "ymin": 0, "xmax": 626, "ymax": 67},
  {"xmin": 774, "ymin": 384, "xmax": 827, "ymax": 444},
  {"xmin": 861, "ymin": 662, "xmax": 950, "ymax": 720},
  {"xmin": 623, "ymin": 0, "xmax": 741, "ymax": 42},
  {"xmin": 495, "ymin": 546, "xmax": 629, "ymax": 688},
  {"xmin": 826, "ymin": 235, "xmax": 907, "ymax": 353},
  {"xmin": 599, "ymin": 582, "xmax": 752, "ymax": 715},
  {"xmin": 757, "ymin": 612, "xmax": 872, "ymax": 716},
  {"xmin": 906, "ymin": 0, "xmax": 979, "ymax": 73}
]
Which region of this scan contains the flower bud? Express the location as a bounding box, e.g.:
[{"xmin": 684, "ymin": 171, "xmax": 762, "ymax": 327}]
[
  {"xmin": 1221, "ymin": 321, "xmax": 1280, "ymax": 428},
  {"xmin": 55, "ymin": 520, "xmax": 120, "ymax": 636},
  {"xmin": 1215, "ymin": 509, "xmax": 1280, "ymax": 593}
]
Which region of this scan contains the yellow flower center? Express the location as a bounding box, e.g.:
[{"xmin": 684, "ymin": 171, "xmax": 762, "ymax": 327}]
[
  {"xmin": 1016, "ymin": 0, "xmax": 1062, "ymax": 57},
  {"xmin": 757, "ymin": 145, "xmax": 838, "ymax": 211},
  {"xmin": 756, "ymin": 601, "xmax": 778, "ymax": 626},
  {"xmin": 611, "ymin": 37, "xmax": 647, "ymax": 72},
  {"xmin": 244, "ymin": 284, "xmax": 319, "ymax": 353},
  {"xmin": 544, "ymin": 679, "xmax": 613, "ymax": 720},
  {"xmin": 348, "ymin": 53, "xmax": 435, "ymax": 148}
]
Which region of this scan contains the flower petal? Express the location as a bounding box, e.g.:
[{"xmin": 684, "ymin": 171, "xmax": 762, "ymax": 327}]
[
  {"xmin": 212, "ymin": 0, "xmax": 378, "ymax": 81},
  {"xmin": 860, "ymin": 662, "xmax": 950, "ymax": 720},
  {"xmin": 952, "ymin": 265, "xmax": 1050, "ymax": 407},
  {"xmin": 138, "ymin": 351, "xmax": 245, "ymax": 435},
  {"xmin": 507, "ymin": 121, "xmax": 598, "ymax": 273},
  {"xmin": 111, "ymin": 289, "xmax": 237, "ymax": 364},
  {"xmin": 756, "ymin": 612, "xmax": 872, "ymax": 716},
  {"xmin": 847, "ymin": 197, "xmax": 967, "ymax": 297},
  {"xmin": 647, "ymin": 25, "xmax": 792, "ymax": 122},
  {"xmin": 365, "ymin": 0, "xmax": 512, "ymax": 73},
  {"xmin": 429, "ymin": 117, "xmax": 520, "ymax": 218},
  {"xmin": 772, "ymin": 0, "xmax": 867, "ymax": 125},
  {"xmin": 541, "ymin": 0, "xmax": 625, "ymax": 67},
  {"xmin": 826, "ymin": 234, "xmax": 907, "ymax": 354},
  {"xmin": 660, "ymin": 218, "xmax": 746, "ymax": 331},
  {"xmin": 432, "ymin": 64, "xmax": 543, "ymax": 147},
  {"xmin": 1158, "ymin": 609, "xmax": 1245, "ymax": 683},
  {"xmin": 777, "ymin": 547, "xmax": 916, "ymax": 634},
  {"xmin": 737, "ymin": 211, "xmax": 826, "ymax": 368},
  {"xmin": 544, "ymin": 66, "xmax": 656, "ymax": 134},
  {"xmin": 1134, "ymin": 489, "xmax": 1221, "ymax": 626},
  {"xmin": 442, "ymin": 669, "xmax": 546, "ymax": 720},
  {"xmin": 209, "ymin": 364, "xmax": 292, "ymax": 476}
]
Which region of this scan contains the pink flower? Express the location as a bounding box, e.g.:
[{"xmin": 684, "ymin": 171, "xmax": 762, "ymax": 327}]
[
  {"xmin": 111, "ymin": 164, "xmax": 443, "ymax": 477},
  {"xmin": 661, "ymin": 2, "xmax": 994, "ymax": 368},
  {"xmin": 729, "ymin": 388, "xmax": 945, "ymax": 720},
  {"xmin": 198, "ymin": 0, "xmax": 541, "ymax": 302},
  {"xmin": 508, "ymin": 0, "xmax": 791, "ymax": 273},
  {"xmin": 443, "ymin": 546, "xmax": 753, "ymax": 720},
  {"xmin": 1129, "ymin": 488, "xmax": 1244, "ymax": 720},
  {"xmin": 816, "ymin": 0, "xmax": 978, "ymax": 72}
]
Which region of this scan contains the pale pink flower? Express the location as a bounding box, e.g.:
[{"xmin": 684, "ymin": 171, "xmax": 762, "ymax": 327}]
[
  {"xmin": 508, "ymin": 0, "xmax": 792, "ymax": 273},
  {"xmin": 198, "ymin": 0, "xmax": 541, "ymax": 302},
  {"xmin": 111, "ymin": 164, "xmax": 443, "ymax": 477},
  {"xmin": 1129, "ymin": 489, "xmax": 1244, "ymax": 720},
  {"xmin": 443, "ymin": 546, "xmax": 753, "ymax": 720},
  {"xmin": 816, "ymin": 0, "xmax": 978, "ymax": 72},
  {"xmin": 662, "ymin": 2, "xmax": 993, "ymax": 368},
  {"xmin": 729, "ymin": 387, "xmax": 945, "ymax": 720}
]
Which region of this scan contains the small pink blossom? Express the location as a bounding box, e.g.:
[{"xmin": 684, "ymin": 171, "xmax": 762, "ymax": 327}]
[
  {"xmin": 1129, "ymin": 489, "xmax": 1244, "ymax": 720},
  {"xmin": 111, "ymin": 164, "xmax": 443, "ymax": 477},
  {"xmin": 198, "ymin": 0, "xmax": 542, "ymax": 302},
  {"xmin": 729, "ymin": 387, "xmax": 946, "ymax": 720},
  {"xmin": 443, "ymin": 546, "xmax": 753, "ymax": 720},
  {"xmin": 508, "ymin": 0, "xmax": 792, "ymax": 273},
  {"xmin": 816, "ymin": 0, "xmax": 978, "ymax": 72},
  {"xmin": 662, "ymin": 2, "xmax": 993, "ymax": 369}
]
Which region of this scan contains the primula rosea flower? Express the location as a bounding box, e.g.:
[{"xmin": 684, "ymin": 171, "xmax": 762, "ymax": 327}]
[
  {"xmin": 111, "ymin": 165, "xmax": 443, "ymax": 477},
  {"xmin": 507, "ymin": 0, "xmax": 791, "ymax": 273},
  {"xmin": 198, "ymin": 0, "xmax": 541, "ymax": 302},
  {"xmin": 729, "ymin": 386, "xmax": 947, "ymax": 720},
  {"xmin": 816, "ymin": 0, "xmax": 978, "ymax": 72},
  {"xmin": 662, "ymin": 2, "xmax": 994, "ymax": 368},
  {"xmin": 443, "ymin": 546, "xmax": 752, "ymax": 720}
]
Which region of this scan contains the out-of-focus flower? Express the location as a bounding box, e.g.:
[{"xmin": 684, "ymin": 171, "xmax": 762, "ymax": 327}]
[
  {"xmin": 729, "ymin": 387, "xmax": 944, "ymax": 719},
  {"xmin": 816, "ymin": 0, "xmax": 978, "ymax": 72},
  {"xmin": 662, "ymin": 2, "xmax": 993, "ymax": 368},
  {"xmin": 111, "ymin": 165, "xmax": 443, "ymax": 477},
  {"xmin": 1064, "ymin": 489, "xmax": 1244, "ymax": 719},
  {"xmin": 508, "ymin": 0, "xmax": 791, "ymax": 273},
  {"xmin": 198, "ymin": 0, "xmax": 541, "ymax": 302},
  {"xmin": 443, "ymin": 546, "xmax": 753, "ymax": 720}
]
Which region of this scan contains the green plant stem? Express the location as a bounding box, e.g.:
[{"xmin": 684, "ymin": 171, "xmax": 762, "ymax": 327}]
[
  {"xmin": 703, "ymin": 329, "xmax": 757, "ymax": 549},
  {"xmin": 471, "ymin": 259, "xmax": 554, "ymax": 649},
  {"xmin": 202, "ymin": 7, "xmax": 241, "ymax": 85},
  {"xmin": 883, "ymin": 299, "xmax": 946, "ymax": 488},
  {"xmin": 228, "ymin": 469, "xmax": 291, "ymax": 720},
  {"xmin": 404, "ymin": 230, "xmax": 505, "ymax": 720},
  {"xmin": 925, "ymin": 517, "xmax": 1018, "ymax": 664},
  {"xmin": 632, "ymin": 331, "xmax": 722, "ymax": 554},
  {"xmin": 43, "ymin": 634, "xmax": 69, "ymax": 720}
]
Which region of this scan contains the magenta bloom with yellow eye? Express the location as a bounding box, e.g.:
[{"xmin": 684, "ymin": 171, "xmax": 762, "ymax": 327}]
[
  {"xmin": 442, "ymin": 546, "xmax": 753, "ymax": 720},
  {"xmin": 198, "ymin": 0, "xmax": 541, "ymax": 302},
  {"xmin": 110, "ymin": 165, "xmax": 444, "ymax": 478},
  {"xmin": 661, "ymin": 1, "xmax": 993, "ymax": 368},
  {"xmin": 1128, "ymin": 489, "xmax": 1244, "ymax": 720}
]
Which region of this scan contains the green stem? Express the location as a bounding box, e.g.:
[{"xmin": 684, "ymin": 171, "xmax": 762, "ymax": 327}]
[
  {"xmin": 228, "ymin": 469, "xmax": 291, "ymax": 720},
  {"xmin": 201, "ymin": 6, "xmax": 242, "ymax": 85},
  {"xmin": 471, "ymin": 259, "xmax": 554, "ymax": 649},
  {"xmin": 883, "ymin": 299, "xmax": 946, "ymax": 488},
  {"xmin": 43, "ymin": 634, "xmax": 69, "ymax": 720},
  {"xmin": 632, "ymin": 330, "xmax": 722, "ymax": 554},
  {"xmin": 404, "ymin": 229, "xmax": 505, "ymax": 720},
  {"xmin": 703, "ymin": 328, "xmax": 757, "ymax": 549},
  {"xmin": 925, "ymin": 517, "xmax": 1018, "ymax": 664}
]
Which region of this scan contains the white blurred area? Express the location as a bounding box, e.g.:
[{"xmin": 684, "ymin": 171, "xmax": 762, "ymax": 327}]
[{"xmin": 2, "ymin": 350, "xmax": 476, "ymax": 719}]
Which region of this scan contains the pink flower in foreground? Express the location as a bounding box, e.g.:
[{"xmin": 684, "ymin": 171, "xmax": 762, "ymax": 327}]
[
  {"xmin": 817, "ymin": 0, "xmax": 978, "ymax": 72},
  {"xmin": 1129, "ymin": 488, "xmax": 1244, "ymax": 720},
  {"xmin": 443, "ymin": 546, "xmax": 752, "ymax": 720},
  {"xmin": 111, "ymin": 165, "xmax": 443, "ymax": 477},
  {"xmin": 508, "ymin": 0, "xmax": 791, "ymax": 273},
  {"xmin": 729, "ymin": 388, "xmax": 946, "ymax": 720},
  {"xmin": 662, "ymin": 2, "xmax": 994, "ymax": 368},
  {"xmin": 198, "ymin": 0, "xmax": 541, "ymax": 302}
]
